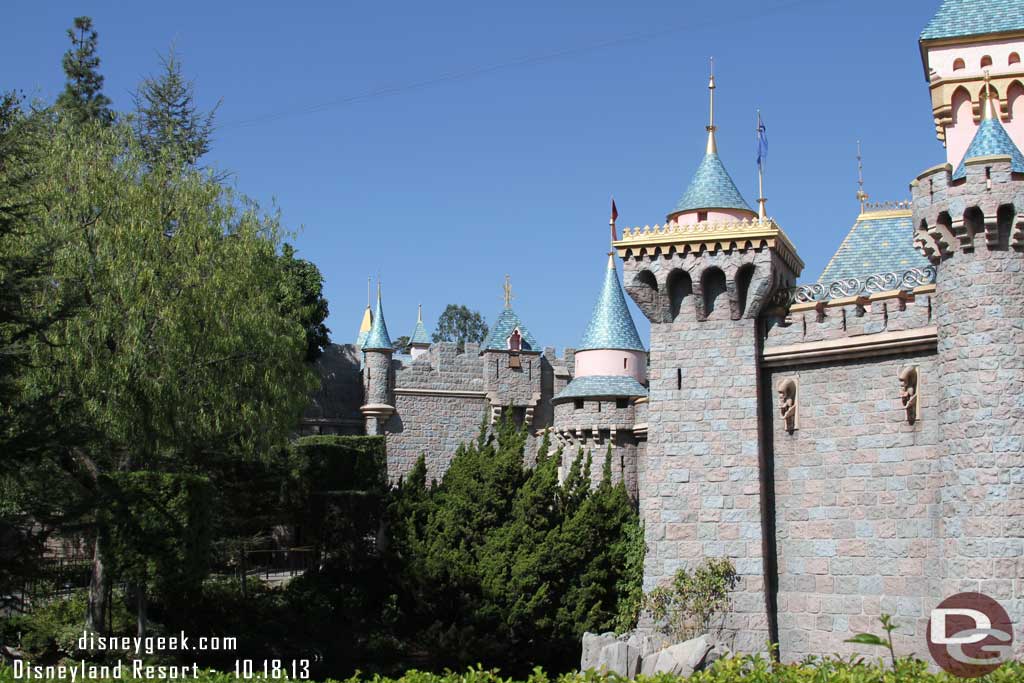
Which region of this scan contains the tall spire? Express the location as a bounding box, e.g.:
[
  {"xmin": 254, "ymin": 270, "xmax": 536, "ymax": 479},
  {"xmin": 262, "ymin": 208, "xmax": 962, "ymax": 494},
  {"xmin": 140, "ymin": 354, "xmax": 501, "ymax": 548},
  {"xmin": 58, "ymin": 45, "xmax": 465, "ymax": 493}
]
[
  {"xmin": 983, "ymin": 70, "xmax": 996, "ymax": 121},
  {"xmin": 417, "ymin": 303, "xmax": 422, "ymax": 323},
  {"xmin": 356, "ymin": 275, "xmax": 374, "ymax": 347},
  {"xmin": 856, "ymin": 140, "xmax": 869, "ymax": 213},
  {"xmin": 363, "ymin": 279, "xmax": 392, "ymax": 351},
  {"xmin": 706, "ymin": 57, "xmax": 717, "ymax": 154},
  {"xmin": 756, "ymin": 110, "xmax": 767, "ymax": 220}
]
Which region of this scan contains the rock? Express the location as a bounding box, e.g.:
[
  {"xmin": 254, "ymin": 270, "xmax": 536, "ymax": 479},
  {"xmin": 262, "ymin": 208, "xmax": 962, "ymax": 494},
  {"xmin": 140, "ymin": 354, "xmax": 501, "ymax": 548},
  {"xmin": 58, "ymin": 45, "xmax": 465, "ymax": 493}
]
[
  {"xmin": 597, "ymin": 641, "xmax": 640, "ymax": 678},
  {"xmin": 639, "ymin": 650, "xmax": 660, "ymax": 678},
  {"xmin": 650, "ymin": 635, "xmax": 713, "ymax": 677},
  {"xmin": 580, "ymin": 631, "xmax": 618, "ymax": 671},
  {"xmin": 625, "ymin": 630, "xmax": 670, "ymax": 659}
]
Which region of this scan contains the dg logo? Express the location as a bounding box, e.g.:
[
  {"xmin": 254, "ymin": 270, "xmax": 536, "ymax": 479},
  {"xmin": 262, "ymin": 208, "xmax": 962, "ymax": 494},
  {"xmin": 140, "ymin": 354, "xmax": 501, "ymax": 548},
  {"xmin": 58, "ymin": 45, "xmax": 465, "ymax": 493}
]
[{"xmin": 927, "ymin": 592, "xmax": 1014, "ymax": 678}]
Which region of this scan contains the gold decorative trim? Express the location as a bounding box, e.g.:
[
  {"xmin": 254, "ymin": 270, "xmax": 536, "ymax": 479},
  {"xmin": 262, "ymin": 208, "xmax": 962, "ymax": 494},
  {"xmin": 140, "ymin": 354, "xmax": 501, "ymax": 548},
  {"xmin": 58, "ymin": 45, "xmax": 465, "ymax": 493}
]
[
  {"xmin": 964, "ymin": 154, "xmax": 1013, "ymax": 165},
  {"xmin": 612, "ymin": 218, "xmax": 804, "ymax": 274},
  {"xmin": 914, "ymin": 163, "xmax": 953, "ymax": 182},
  {"xmin": 857, "ymin": 209, "xmax": 913, "ymax": 220}
]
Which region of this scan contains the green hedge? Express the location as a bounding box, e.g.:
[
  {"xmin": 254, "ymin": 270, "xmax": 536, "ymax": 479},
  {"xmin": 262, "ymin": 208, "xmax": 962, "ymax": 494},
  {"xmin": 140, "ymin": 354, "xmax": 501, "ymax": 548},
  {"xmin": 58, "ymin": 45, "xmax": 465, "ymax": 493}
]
[{"xmin": 2, "ymin": 657, "xmax": 1023, "ymax": 683}]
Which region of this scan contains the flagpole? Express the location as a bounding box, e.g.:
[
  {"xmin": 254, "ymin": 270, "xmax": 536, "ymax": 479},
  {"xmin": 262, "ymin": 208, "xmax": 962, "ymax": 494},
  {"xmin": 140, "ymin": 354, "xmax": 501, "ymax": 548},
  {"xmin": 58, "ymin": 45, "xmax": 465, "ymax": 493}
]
[
  {"xmin": 757, "ymin": 110, "xmax": 766, "ymax": 221},
  {"xmin": 609, "ymin": 197, "xmax": 618, "ymax": 252}
]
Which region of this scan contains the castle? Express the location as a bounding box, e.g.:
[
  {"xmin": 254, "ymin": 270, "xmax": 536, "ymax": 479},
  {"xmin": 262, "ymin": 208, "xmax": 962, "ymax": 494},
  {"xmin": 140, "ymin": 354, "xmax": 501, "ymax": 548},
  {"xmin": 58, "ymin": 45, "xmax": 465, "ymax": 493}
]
[{"xmin": 302, "ymin": 0, "xmax": 1024, "ymax": 664}]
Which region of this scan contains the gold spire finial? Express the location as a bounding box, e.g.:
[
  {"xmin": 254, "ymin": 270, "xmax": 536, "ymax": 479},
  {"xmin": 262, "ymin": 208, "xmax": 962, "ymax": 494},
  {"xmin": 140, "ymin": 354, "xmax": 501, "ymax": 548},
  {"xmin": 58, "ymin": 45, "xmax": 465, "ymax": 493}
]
[
  {"xmin": 706, "ymin": 57, "xmax": 718, "ymax": 154},
  {"xmin": 856, "ymin": 140, "xmax": 869, "ymax": 213},
  {"xmin": 983, "ymin": 70, "xmax": 996, "ymax": 121},
  {"xmin": 503, "ymin": 275, "xmax": 514, "ymax": 309}
]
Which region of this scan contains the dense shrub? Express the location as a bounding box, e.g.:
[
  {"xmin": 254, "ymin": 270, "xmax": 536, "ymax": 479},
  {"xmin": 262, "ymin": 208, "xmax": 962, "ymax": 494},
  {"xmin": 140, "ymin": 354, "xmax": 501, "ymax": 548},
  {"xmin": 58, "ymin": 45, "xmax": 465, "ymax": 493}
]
[
  {"xmin": 381, "ymin": 416, "xmax": 643, "ymax": 675},
  {"xmin": 645, "ymin": 559, "xmax": 739, "ymax": 642}
]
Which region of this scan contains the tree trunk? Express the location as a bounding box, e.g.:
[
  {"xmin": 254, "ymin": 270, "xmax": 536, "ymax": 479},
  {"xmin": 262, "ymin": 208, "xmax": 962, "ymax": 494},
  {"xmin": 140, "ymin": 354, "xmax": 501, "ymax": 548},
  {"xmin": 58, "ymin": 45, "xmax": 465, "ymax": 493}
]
[
  {"xmin": 135, "ymin": 584, "xmax": 147, "ymax": 638},
  {"xmin": 86, "ymin": 534, "xmax": 109, "ymax": 633}
]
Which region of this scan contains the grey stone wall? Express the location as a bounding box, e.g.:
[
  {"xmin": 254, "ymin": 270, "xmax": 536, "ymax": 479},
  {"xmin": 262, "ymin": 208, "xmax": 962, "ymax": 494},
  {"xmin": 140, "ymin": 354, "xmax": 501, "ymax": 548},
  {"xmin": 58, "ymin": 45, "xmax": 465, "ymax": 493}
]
[
  {"xmin": 303, "ymin": 344, "xmax": 364, "ymax": 435},
  {"xmin": 767, "ymin": 351, "xmax": 940, "ymax": 662},
  {"xmin": 385, "ymin": 392, "xmax": 489, "ymax": 483},
  {"xmin": 397, "ymin": 342, "xmax": 485, "ymax": 391},
  {"xmin": 483, "ymin": 350, "xmax": 543, "ymax": 406}
]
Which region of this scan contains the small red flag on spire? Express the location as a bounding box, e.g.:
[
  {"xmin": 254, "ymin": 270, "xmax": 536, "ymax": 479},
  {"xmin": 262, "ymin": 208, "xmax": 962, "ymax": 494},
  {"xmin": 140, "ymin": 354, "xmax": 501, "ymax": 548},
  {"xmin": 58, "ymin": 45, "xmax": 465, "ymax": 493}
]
[{"xmin": 610, "ymin": 198, "xmax": 618, "ymax": 243}]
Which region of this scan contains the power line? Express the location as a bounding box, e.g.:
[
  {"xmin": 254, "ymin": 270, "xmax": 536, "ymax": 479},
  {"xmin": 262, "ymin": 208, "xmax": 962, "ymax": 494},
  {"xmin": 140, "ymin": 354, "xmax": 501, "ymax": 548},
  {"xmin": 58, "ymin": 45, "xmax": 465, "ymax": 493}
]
[{"xmin": 220, "ymin": 0, "xmax": 836, "ymax": 130}]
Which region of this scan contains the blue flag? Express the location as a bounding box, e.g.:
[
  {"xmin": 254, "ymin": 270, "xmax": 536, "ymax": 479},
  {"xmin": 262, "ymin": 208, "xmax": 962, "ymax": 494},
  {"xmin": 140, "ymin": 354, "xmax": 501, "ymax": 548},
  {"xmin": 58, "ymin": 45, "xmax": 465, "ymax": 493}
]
[{"xmin": 756, "ymin": 113, "xmax": 768, "ymax": 171}]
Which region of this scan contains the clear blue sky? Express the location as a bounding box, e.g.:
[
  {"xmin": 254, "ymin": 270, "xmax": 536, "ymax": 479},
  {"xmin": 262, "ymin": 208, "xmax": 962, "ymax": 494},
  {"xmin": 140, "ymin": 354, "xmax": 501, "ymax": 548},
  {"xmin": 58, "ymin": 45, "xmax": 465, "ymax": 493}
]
[{"xmin": 7, "ymin": 0, "xmax": 943, "ymax": 351}]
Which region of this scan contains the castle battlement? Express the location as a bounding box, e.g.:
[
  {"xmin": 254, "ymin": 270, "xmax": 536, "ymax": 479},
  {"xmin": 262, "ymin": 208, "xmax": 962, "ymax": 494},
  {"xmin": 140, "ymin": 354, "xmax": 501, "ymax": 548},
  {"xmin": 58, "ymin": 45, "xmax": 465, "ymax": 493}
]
[
  {"xmin": 763, "ymin": 284, "xmax": 937, "ymax": 366},
  {"xmin": 911, "ymin": 155, "xmax": 1024, "ymax": 261}
]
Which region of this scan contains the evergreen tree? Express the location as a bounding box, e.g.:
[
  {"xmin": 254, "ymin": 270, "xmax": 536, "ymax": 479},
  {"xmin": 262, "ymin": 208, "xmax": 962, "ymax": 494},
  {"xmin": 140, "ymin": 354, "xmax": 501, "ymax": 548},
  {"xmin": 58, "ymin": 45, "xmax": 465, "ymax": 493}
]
[
  {"xmin": 382, "ymin": 419, "xmax": 643, "ymax": 675},
  {"xmin": 56, "ymin": 17, "xmax": 113, "ymax": 126},
  {"xmin": 133, "ymin": 48, "xmax": 217, "ymax": 167},
  {"xmin": 279, "ymin": 243, "xmax": 330, "ymax": 362}
]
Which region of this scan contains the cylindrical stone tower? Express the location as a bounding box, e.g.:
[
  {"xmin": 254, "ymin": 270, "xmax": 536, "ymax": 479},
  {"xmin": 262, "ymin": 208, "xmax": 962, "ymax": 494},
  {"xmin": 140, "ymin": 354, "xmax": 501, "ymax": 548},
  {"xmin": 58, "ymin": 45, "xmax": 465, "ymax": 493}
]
[
  {"xmin": 360, "ymin": 284, "xmax": 395, "ymax": 436},
  {"xmin": 912, "ymin": 95, "xmax": 1024, "ymax": 655}
]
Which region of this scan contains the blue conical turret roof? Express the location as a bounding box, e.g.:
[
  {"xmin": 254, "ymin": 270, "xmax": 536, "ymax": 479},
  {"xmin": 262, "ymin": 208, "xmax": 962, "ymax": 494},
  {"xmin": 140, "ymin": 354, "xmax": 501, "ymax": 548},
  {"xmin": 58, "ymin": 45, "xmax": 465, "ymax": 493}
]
[
  {"xmin": 578, "ymin": 255, "xmax": 645, "ymax": 352},
  {"xmin": 952, "ymin": 115, "xmax": 1024, "ymax": 180},
  {"xmin": 410, "ymin": 305, "xmax": 430, "ymax": 346},
  {"xmin": 673, "ymin": 152, "xmax": 753, "ymax": 214},
  {"xmin": 363, "ymin": 288, "xmax": 393, "ymax": 351}
]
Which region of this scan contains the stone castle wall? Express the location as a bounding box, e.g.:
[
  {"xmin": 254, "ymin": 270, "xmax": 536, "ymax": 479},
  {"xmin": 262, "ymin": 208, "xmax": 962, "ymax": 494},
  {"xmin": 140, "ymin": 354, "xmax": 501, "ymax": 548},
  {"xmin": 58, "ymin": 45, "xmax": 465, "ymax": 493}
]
[
  {"xmin": 762, "ymin": 289, "xmax": 942, "ymax": 661},
  {"xmin": 766, "ymin": 351, "xmax": 940, "ymax": 661}
]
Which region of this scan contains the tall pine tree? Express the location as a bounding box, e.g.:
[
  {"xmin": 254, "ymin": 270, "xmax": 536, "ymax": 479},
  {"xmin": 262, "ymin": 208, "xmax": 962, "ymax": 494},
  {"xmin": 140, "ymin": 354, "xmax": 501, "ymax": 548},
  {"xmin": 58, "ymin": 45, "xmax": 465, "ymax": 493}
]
[{"xmin": 56, "ymin": 17, "xmax": 113, "ymax": 126}]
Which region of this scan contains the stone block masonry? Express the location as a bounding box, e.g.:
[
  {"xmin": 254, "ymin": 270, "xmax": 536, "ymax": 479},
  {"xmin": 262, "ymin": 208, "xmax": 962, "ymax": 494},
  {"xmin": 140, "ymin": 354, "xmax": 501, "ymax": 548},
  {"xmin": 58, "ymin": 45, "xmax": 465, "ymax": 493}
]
[
  {"xmin": 387, "ymin": 391, "xmax": 488, "ymax": 483},
  {"xmin": 767, "ymin": 352, "xmax": 940, "ymax": 662}
]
